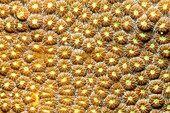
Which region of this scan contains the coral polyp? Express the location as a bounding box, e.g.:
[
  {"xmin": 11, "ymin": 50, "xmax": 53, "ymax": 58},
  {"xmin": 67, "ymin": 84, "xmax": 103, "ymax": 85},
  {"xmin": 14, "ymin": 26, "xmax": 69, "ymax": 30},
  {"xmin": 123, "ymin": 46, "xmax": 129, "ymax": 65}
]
[
  {"xmin": 0, "ymin": 99, "xmax": 11, "ymax": 112},
  {"xmin": 16, "ymin": 7, "xmax": 30, "ymax": 21},
  {"xmin": 43, "ymin": 0, "xmax": 56, "ymax": 14},
  {"xmin": 105, "ymin": 94, "xmax": 120, "ymax": 110}
]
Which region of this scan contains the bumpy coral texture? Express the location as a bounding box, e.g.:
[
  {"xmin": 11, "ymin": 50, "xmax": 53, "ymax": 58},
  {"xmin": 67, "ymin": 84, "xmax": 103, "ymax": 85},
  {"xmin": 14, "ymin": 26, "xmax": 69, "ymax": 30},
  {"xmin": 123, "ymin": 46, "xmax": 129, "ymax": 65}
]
[{"xmin": 0, "ymin": 0, "xmax": 170, "ymax": 112}]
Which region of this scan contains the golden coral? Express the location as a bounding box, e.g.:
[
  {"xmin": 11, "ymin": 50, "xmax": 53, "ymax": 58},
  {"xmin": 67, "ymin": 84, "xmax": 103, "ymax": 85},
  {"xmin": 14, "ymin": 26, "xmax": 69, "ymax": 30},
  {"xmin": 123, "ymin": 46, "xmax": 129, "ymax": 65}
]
[{"xmin": 0, "ymin": 0, "xmax": 170, "ymax": 112}]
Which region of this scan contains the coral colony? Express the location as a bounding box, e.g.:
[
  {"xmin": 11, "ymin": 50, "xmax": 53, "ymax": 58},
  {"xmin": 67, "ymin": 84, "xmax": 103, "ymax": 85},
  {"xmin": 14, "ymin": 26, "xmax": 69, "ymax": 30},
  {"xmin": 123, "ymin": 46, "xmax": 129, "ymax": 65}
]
[{"xmin": 0, "ymin": 0, "xmax": 170, "ymax": 113}]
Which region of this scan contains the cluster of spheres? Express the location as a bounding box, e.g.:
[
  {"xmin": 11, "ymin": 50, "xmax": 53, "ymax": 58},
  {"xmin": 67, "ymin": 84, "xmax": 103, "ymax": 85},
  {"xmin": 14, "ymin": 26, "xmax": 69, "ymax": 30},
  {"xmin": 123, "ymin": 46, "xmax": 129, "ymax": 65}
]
[{"xmin": 0, "ymin": 0, "xmax": 169, "ymax": 113}]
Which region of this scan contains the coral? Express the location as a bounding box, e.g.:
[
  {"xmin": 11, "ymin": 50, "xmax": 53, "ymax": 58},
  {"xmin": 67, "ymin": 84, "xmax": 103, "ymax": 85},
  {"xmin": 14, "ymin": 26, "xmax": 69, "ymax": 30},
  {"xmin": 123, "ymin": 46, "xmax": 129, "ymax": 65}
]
[
  {"xmin": 108, "ymin": 42, "xmax": 124, "ymax": 56},
  {"xmin": 82, "ymin": 38, "xmax": 95, "ymax": 53},
  {"xmin": 105, "ymin": 94, "xmax": 120, "ymax": 110},
  {"xmin": 57, "ymin": 72, "xmax": 72, "ymax": 86},
  {"xmin": 155, "ymin": 33, "xmax": 170, "ymax": 44},
  {"xmin": 149, "ymin": 94, "xmax": 164, "ymax": 108},
  {"xmin": 2, "ymin": 78, "xmax": 15, "ymax": 91},
  {"xmin": 23, "ymin": 92, "xmax": 35, "ymax": 104},
  {"xmin": 94, "ymin": 33, "xmax": 106, "ymax": 47},
  {"xmin": 16, "ymin": 7, "xmax": 30, "ymax": 21},
  {"xmin": 44, "ymin": 54, "xmax": 57, "ymax": 67},
  {"xmin": 31, "ymin": 59, "xmax": 46, "ymax": 72},
  {"xmin": 136, "ymin": 99, "xmax": 151, "ymax": 113},
  {"xmin": 72, "ymin": 65, "xmax": 86, "ymax": 77},
  {"xmin": 140, "ymin": 50, "xmax": 153, "ymax": 64},
  {"xmin": 86, "ymin": 105, "xmax": 100, "ymax": 113},
  {"xmin": 6, "ymin": 70, "xmax": 20, "ymax": 81},
  {"xmin": 56, "ymin": 104, "xmax": 70, "ymax": 113},
  {"xmin": 88, "ymin": 0, "xmax": 100, "ymax": 13},
  {"xmin": 39, "ymin": 106, "xmax": 53, "ymax": 113},
  {"xmin": 146, "ymin": 65, "xmax": 160, "ymax": 80},
  {"xmin": 63, "ymin": 12, "xmax": 75, "ymax": 26},
  {"xmin": 70, "ymin": 2, "xmax": 82, "ymax": 16},
  {"xmin": 159, "ymin": 44, "xmax": 170, "ymax": 58},
  {"xmin": 135, "ymin": 71, "xmax": 149, "ymax": 85},
  {"xmin": 43, "ymin": 79, "xmax": 58, "ymax": 90},
  {"xmin": 76, "ymin": 85, "xmax": 92, "ymax": 97},
  {"xmin": 12, "ymin": 100, "xmax": 25, "ymax": 113},
  {"xmin": 149, "ymin": 80, "xmax": 163, "ymax": 94},
  {"xmin": 28, "ymin": 14, "xmax": 43, "ymax": 29},
  {"xmin": 159, "ymin": 69, "xmax": 170, "ymax": 83},
  {"xmin": 123, "ymin": 0, "xmax": 135, "ymax": 15},
  {"xmin": 16, "ymin": 76, "xmax": 30, "ymax": 89},
  {"xmin": 57, "ymin": 59, "xmax": 71, "ymax": 72},
  {"xmin": 0, "ymin": 1, "xmax": 169, "ymax": 112},
  {"xmin": 58, "ymin": 32, "xmax": 71, "ymax": 45},
  {"xmin": 122, "ymin": 16, "xmax": 134, "ymax": 31},
  {"xmin": 26, "ymin": 81, "xmax": 40, "ymax": 92},
  {"xmin": 89, "ymin": 93, "xmax": 102, "ymax": 106},
  {"xmin": 123, "ymin": 91, "xmax": 138, "ymax": 105},
  {"xmin": 83, "ymin": 58, "xmax": 95, "ymax": 72},
  {"xmin": 18, "ymin": 32, "xmax": 32, "ymax": 45},
  {"xmin": 130, "ymin": 4, "xmax": 143, "ymax": 19},
  {"xmin": 101, "ymin": 12, "xmax": 112, "ymax": 26},
  {"xmin": 137, "ymin": 15, "xmax": 152, "ymax": 31},
  {"xmin": 31, "ymin": 29, "xmax": 44, "ymax": 42},
  {"xmin": 58, "ymin": 46, "xmax": 72, "ymax": 59},
  {"xmin": 118, "ymin": 57, "xmax": 131, "ymax": 74},
  {"xmin": 107, "ymin": 66, "xmax": 121, "ymax": 82},
  {"xmin": 105, "ymin": 52, "xmax": 119, "ymax": 66},
  {"xmin": 59, "ymin": 85, "xmax": 75, "ymax": 96},
  {"xmin": 32, "ymin": 72, "xmax": 46, "ymax": 84},
  {"xmin": 136, "ymin": 29, "xmax": 151, "ymax": 41},
  {"xmin": 138, "ymin": 0, "xmax": 152, "ymax": 10},
  {"xmin": 4, "ymin": 17, "xmax": 15, "ymax": 33},
  {"xmin": 54, "ymin": 19, "xmax": 68, "ymax": 34},
  {"xmin": 126, "ymin": 106, "xmax": 140, "ymax": 113},
  {"xmin": 41, "ymin": 98, "xmax": 57, "ymax": 107},
  {"xmin": 147, "ymin": 7, "xmax": 161, "ymax": 22},
  {"xmin": 114, "ymin": 30, "xmax": 128, "ymax": 45},
  {"xmin": 85, "ymin": 73, "xmax": 97, "ymax": 86},
  {"xmin": 94, "ymin": 86, "xmax": 108, "ymax": 98},
  {"xmin": 100, "ymin": 0, "xmax": 111, "ymax": 12},
  {"xmin": 158, "ymin": 0, "xmax": 169, "ymax": 14},
  {"xmin": 89, "ymin": 14, "xmax": 101, "ymax": 28},
  {"xmin": 92, "ymin": 47, "xmax": 106, "ymax": 62},
  {"xmin": 70, "ymin": 105, "xmax": 84, "ymax": 113},
  {"xmin": 0, "ymin": 99, "xmax": 11, "ymax": 112},
  {"xmin": 114, "ymin": 103, "xmax": 126, "ymax": 113},
  {"xmin": 83, "ymin": 24, "xmax": 96, "ymax": 38},
  {"xmin": 27, "ymin": 103, "xmax": 38, "ymax": 113},
  {"xmin": 153, "ymin": 54, "xmax": 168, "ymax": 69},
  {"xmin": 110, "ymin": 82, "xmax": 125, "ymax": 97},
  {"xmin": 163, "ymin": 82, "xmax": 170, "ymax": 98},
  {"xmin": 112, "ymin": 3, "xmax": 124, "ymax": 17},
  {"xmin": 156, "ymin": 17, "xmax": 170, "ymax": 33},
  {"xmin": 59, "ymin": 95, "xmax": 74, "ymax": 105},
  {"xmin": 130, "ymin": 57, "xmax": 145, "ymax": 72},
  {"xmin": 70, "ymin": 33, "xmax": 83, "ymax": 49},
  {"xmin": 43, "ymin": 15, "xmax": 57, "ymax": 30},
  {"xmin": 73, "ymin": 77, "xmax": 85, "ymax": 88},
  {"xmin": 27, "ymin": 0, "xmax": 42, "ymax": 14},
  {"xmin": 79, "ymin": 8, "xmax": 91, "ymax": 22},
  {"xmin": 97, "ymin": 76, "xmax": 112, "ymax": 88},
  {"xmin": 75, "ymin": 96, "xmax": 89, "ymax": 108},
  {"xmin": 120, "ymin": 74, "xmax": 136, "ymax": 90},
  {"xmin": 9, "ymin": 1, "xmax": 22, "ymax": 15},
  {"xmin": 0, "ymin": 4, "xmax": 9, "ymax": 19},
  {"xmin": 43, "ymin": 0, "xmax": 56, "ymax": 14},
  {"xmin": 125, "ymin": 44, "xmax": 141, "ymax": 57}
]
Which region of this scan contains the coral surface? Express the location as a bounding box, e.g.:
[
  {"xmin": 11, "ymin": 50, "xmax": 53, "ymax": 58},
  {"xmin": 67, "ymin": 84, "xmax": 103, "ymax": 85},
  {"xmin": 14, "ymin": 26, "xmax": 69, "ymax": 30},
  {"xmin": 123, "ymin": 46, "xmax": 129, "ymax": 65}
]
[{"xmin": 0, "ymin": 0, "xmax": 170, "ymax": 113}]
